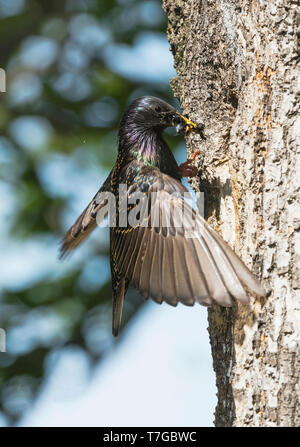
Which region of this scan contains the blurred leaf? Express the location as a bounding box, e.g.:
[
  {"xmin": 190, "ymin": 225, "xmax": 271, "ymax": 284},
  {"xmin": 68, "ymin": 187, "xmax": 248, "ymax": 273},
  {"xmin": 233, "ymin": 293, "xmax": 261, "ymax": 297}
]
[{"xmin": 0, "ymin": 0, "xmax": 176, "ymax": 426}]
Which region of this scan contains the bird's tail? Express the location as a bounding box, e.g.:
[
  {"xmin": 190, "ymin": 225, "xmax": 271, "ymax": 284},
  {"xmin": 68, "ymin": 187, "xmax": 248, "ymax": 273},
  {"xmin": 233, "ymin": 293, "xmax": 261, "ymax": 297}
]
[{"xmin": 112, "ymin": 277, "xmax": 127, "ymax": 337}]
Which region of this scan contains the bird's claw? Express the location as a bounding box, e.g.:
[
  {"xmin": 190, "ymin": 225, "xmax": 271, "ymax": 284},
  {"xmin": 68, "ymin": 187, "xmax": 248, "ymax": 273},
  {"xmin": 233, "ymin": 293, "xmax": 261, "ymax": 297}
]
[{"xmin": 178, "ymin": 150, "xmax": 202, "ymax": 178}]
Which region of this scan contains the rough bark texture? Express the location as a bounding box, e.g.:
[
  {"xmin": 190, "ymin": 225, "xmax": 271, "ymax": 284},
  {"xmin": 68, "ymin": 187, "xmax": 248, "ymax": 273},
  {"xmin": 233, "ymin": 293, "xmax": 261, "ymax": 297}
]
[{"xmin": 162, "ymin": 0, "xmax": 300, "ymax": 427}]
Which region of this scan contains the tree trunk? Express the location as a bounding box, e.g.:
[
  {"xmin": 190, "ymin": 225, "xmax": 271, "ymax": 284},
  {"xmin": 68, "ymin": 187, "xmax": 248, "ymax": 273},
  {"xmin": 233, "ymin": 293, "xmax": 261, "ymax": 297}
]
[{"xmin": 163, "ymin": 0, "xmax": 299, "ymax": 427}]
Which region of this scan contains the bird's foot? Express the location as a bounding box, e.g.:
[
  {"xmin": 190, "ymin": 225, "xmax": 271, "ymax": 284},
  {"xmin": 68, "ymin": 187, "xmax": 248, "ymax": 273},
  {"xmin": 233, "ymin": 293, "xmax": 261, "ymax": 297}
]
[{"xmin": 178, "ymin": 150, "xmax": 202, "ymax": 177}]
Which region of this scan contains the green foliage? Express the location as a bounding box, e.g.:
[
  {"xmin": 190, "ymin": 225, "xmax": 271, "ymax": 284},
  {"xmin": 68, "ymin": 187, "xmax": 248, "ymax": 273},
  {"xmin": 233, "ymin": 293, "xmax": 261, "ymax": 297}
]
[{"xmin": 0, "ymin": 0, "xmax": 178, "ymax": 425}]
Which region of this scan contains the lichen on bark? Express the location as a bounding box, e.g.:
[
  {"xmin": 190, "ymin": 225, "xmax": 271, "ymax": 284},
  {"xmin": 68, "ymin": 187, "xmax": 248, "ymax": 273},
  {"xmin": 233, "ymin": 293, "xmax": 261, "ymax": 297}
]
[{"xmin": 163, "ymin": 0, "xmax": 300, "ymax": 426}]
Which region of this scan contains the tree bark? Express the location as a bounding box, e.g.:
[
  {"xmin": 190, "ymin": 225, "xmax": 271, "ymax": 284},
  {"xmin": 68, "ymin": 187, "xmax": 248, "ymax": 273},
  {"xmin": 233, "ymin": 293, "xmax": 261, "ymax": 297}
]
[{"xmin": 163, "ymin": 0, "xmax": 299, "ymax": 427}]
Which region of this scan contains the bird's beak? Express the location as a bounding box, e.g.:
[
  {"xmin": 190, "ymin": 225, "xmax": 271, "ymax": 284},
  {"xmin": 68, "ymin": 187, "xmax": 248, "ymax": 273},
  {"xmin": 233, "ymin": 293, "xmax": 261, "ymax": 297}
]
[
  {"xmin": 161, "ymin": 110, "xmax": 206, "ymax": 140},
  {"xmin": 176, "ymin": 113, "xmax": 206, "ymax": 139}
]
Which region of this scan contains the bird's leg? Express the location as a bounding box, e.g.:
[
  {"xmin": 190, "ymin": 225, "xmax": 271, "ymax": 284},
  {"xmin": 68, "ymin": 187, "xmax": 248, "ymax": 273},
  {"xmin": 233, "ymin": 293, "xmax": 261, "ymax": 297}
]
[{"xmin": 178, "ymin": 150, "xmax": 202, "ymax": 177}]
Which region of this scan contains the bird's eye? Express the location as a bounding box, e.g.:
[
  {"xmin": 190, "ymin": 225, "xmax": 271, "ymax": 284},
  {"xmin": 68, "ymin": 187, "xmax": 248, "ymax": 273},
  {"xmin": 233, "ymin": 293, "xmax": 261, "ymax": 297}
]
[{"xmin": 155, "ymin": 106, "xmax": 162, "ymax": 113}]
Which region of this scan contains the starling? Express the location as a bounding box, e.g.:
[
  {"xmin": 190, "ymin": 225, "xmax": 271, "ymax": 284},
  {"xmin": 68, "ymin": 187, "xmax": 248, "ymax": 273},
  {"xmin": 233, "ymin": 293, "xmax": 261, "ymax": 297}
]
[{"xmin": 60, "ymin": 96, "xmax": 265, "ymax": 336}]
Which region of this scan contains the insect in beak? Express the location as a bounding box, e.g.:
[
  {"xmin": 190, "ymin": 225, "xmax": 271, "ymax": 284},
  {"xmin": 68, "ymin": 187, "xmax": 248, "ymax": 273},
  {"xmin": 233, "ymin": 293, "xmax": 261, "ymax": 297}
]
[{"xmin": 177, "ymin": 114, "xmax": 206, "ymax": 139}]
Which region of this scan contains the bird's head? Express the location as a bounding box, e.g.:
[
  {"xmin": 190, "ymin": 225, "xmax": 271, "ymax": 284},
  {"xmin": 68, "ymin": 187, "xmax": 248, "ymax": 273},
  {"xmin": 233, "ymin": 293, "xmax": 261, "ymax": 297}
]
[{"xmin": 119, "ymin": 96, "xmax": 206, "ymax": 139}]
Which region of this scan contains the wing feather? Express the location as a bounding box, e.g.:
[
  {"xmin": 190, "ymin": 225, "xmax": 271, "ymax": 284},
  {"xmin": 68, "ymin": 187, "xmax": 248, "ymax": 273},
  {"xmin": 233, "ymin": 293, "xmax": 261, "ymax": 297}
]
[
  {"xmin": 110, "ymin": 165, "xmax": 265, "ymax": 309},
  {"xmin": 60, "ymin": 172, "xmax": 112, "ymax": 257}
]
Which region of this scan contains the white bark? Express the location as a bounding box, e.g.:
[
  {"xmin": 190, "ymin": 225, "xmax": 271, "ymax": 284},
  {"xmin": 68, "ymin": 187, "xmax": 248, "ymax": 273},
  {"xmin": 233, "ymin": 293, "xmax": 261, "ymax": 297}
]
[{"xmin": 163, "ymin": 0, "xmax": 300, "ymax": 426}]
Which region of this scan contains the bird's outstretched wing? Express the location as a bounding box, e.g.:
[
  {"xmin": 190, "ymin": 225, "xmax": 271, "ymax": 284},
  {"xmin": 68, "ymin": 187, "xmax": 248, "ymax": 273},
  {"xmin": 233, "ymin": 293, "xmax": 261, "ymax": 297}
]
[
  {"xmin": 110, "ymin": 165, "xmax": 265, "ymax": 329},
  {"xmin": 60, "ymin": 172, "xmax": 112, "ymax": 258}
]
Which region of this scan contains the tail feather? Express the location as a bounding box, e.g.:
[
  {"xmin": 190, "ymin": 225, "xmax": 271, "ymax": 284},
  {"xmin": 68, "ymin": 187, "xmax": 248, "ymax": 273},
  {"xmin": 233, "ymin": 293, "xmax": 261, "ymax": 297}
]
[{"xmin": 112, "ymin": 278, "xmax": 126, "ymax": 337}]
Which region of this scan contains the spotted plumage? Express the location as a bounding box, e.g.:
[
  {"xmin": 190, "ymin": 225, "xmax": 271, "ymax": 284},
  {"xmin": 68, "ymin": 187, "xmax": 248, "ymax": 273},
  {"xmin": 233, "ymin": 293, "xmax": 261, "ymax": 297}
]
[{"xmin": 60, "ymin": 96, "xmax": 265, "ymax": 336}]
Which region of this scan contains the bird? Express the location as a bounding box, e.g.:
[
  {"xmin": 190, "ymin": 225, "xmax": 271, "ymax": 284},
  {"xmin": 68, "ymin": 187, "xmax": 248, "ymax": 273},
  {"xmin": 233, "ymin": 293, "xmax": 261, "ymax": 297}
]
[{"xmin": 60, "ymin": 96, "xmax": 265, "ymax": 336}]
